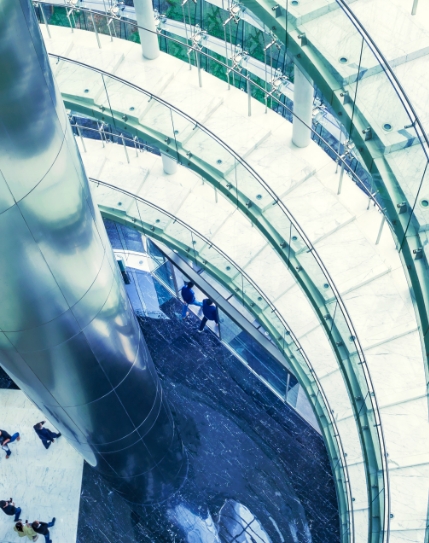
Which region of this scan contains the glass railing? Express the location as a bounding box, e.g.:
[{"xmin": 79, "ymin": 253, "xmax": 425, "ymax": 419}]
[
  {"xmin": 36, "ymin": 1, "xmax": 429, "ymax": 539},
  {"xmin": 294, "ymin": 0, "xmax": 429, "ymax": 238},
  {"xmin": 34, "ymin": 0, "xmax": 378, "ymax": 206},
  {"xmin": 35, "ymin": 0, "xmax": 429, "ymax": 259},
  {"xmin": 117, "ymin": 230, "xmax": 304, "ymax": 414},
  {"xmin": 52, "ymin": 51, "xmax": 387, "ymax": 541},
  {"xmin": 89, "ymin": 175, "xmax": 354, "ymax": 539}
]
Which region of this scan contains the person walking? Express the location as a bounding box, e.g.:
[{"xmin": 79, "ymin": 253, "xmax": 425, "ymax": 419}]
[
  {"xmin": 198, "ymin": 298, "xmax": 219, "ymax": 332},
  {"xmin": 14, "ymin": 521, "xmax": 38, "ymax": 540},
  {"xmin": 0, "ymin": 429, "xmax": 20, "ymax": 459},
  {"xmin": 31, "ymin": 519, "xmax": 55, "ymax": 543},
  {"xmin": 33, "ymin": 422, "xmax": 61, "ymax": 450},
  {"xmin": 1, "ymin": 498, "xmax": 21, "ymax": 521},
  {"xmin": 180, "ymin": 281, "xmax": 203, "ymax": 319}
]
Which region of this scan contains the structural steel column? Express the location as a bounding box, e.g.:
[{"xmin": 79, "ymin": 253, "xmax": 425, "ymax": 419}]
[
  {"xmin": 0, "ymin": 0, "xmax": 185, "ymax": 503},
  {"xmin": 134, "ymin": 0, "xmax": 160, "ymax": 60},
  {"xmin": 292, "ymin": 64, "xmax": 314, "ymax": 148}
]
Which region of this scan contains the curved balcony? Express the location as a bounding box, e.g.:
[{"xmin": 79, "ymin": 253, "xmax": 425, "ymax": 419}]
[
  {"xmin": 239, "ymin": 0, "xmax": 429, "ymax": 381},
  {"xmin": 33, "ymin": 14, "xmax": 429, "ymax": 543},
  {"xmin": 84, "ymin": 142, "xmax": 355, "ymax": 540},
  {"xmin": 75, "ymin": 112, "xmax": 418, "ymax": 543}
]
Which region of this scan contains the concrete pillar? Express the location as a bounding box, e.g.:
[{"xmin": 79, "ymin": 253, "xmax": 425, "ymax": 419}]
[
  {"xmin": 162, "ymin": 153, "xmax": 178, "ymax": 175},
  {"xmin": 292, "ymin": 64, "xmax": 314, "ymax": 148},
  {"xmin": 134, "ymin": 0, "xmax": 160, "ymax": 60},
  {"xmin": 0, "ymin": 0, "xmax": 185, "ymax": 504}
]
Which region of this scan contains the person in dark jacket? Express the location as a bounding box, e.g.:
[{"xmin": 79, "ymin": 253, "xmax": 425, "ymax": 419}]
[
  {"xmin": 33, "ymin": 422, "xmax": 61, "ymax": 450},
  {"xmin": 0, "ymin": 429, "xmax": 20, "ymax": 459},
  {"xmin": 181, "ymin": 281, "xmax": 203, "ymax": 318},
  {"xmin": 0, "ymin": 498, "xmax": 21, "ymax": 521},
  {"xmin": 198, "ymin": 299, "xmax": 219, "ymax": 332},
  {"xmin": 32, "ymin": 518, "xmax": 55, "ymax": 543}
]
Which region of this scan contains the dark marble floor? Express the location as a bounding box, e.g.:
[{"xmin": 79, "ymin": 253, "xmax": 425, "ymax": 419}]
[{"xmin": 76, "ymin": 297, "xmax": 339, "ymax": 543}]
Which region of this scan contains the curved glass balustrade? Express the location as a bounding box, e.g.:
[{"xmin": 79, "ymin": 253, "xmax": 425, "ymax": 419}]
[
  {"xmin": 89, "ymin": 174, "xmax": 354, "ymax": 540},
  {"xmin": 34, "ymin": 0, "xmax": 379, "ymax": 202},
  {"xmin": 32, "ymin": 3, "xmax": 429, "ymax": 542},
  {"xmin": 40, "ymin": 43, "xmax": 393, "ymax": 540},
  {"xmin": 236, "ymin": 0, "xmax": 429, "ymax": 391},
  {"xmin": 35, "ymin": 0, "xmax": 429, "ymax": 403}
]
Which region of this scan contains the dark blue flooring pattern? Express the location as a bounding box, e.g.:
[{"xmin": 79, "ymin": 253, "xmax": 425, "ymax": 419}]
[{"xmin": 76, "ymin": 297, "xmax": 339, "ymax": 543}]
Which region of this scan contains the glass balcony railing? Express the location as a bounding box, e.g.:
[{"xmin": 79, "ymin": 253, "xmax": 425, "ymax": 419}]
[
  {"xmin": 48, "ymin": 42, "xmax": 388, "ymax": 539},
  {"xmin": 89, "ymin": 174, "xmax": 354, "ymax": 540},
  {"xmin": 33, "ymin": 1, "xmax": 429, "ymax": 540},
  {"xmin": 110, "ymin": 222, "xmax": 305, "ymax": 415},
  {"xmin": 34, "ymin": 0, "xmax": 377, "ymax": 199}
]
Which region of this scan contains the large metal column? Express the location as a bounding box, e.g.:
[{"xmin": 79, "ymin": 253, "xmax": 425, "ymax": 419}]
[
  {"xmin": 292, "ymin": 64, "xmax": 314, "ymax": 148},
  {"xmin": 0, "ymin": 0, "xmax": 185, "ymax": 503},
  {"xmin": 134, "ymin": 0, "xmax": 160, "ymax": 60}
]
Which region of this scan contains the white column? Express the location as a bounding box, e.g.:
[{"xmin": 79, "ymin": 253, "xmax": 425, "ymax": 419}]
[
  {"xmin": 134, "ymin": 0, "xmax": 160, "ymax": 60},
  {"xmin": 292, "ymin": 64, "xmax": 314, "ymax": 148},
  {"xmin": 162, "ymin": 153, "xmax": 178, "ymax": 174}
]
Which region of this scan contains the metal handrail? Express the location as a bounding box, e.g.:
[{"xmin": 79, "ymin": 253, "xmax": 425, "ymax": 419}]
[
  {"xmin": 89, "ymin": 174, "xmax": 355, "ymax": 540},
  {"xmin": 35, "ymin": 0, "xmax": 385, "ymax": 216},
  {"xmin": 50, "ymin": 1, "xmax": 429, "ymax": 538},
  {"xmin": 69, "ymin": 120, "xmax": 160, "ymax": 153},
  {"xmin": 337, "ymin": 0, "xmax": 429, "ymax": 154},
  {"xmin": 55, "ymin": 52, "xmax": 389, "ymax": 541},
  {"xmin": 336, "ymin": 0, "xmax": 428, "ymax": 256}
]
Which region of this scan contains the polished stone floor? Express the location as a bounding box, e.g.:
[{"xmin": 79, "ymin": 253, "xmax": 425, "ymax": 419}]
[
  {"xmin": 76, "ymin": 297, "xmax": 339, "ymax": 543},
  {"xmin": 0, "ymin": 390, "xmax": 83, "ymax": 543}
]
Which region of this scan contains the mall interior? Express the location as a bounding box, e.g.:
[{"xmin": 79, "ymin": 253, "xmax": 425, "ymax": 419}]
[{"xmin": 0, "ymin": 0, "xmax": 429, "ymax": 542}]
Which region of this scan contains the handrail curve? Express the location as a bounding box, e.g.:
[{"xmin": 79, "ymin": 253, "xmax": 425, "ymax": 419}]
[
  {"xmin": 89, "ymin": 174, "xmax": 355, "ymax": 541},
  {"xmin": 54, "ymin": 51, "xmax": 389, "ymax": 542},
  {"xmin": 46, "ymin": 40, "xmax": 389, "ymax": 542}
]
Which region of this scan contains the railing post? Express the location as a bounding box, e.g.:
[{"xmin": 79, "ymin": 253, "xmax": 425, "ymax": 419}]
[
  {"xmin": 90, "ymin": 13, "xmax": 101, "ymax": 49},
  {"xmin": 99, "ymin": 124, "xmax": 105, "ymax": 148},
  {"xmin": 133, "ymin": 136, "xmax": 139, "ymax": 157},
  {"xmin": 335, "ymin": 138, "xmax": 342, "ymax": 173},
  {"xmin": 375, "ymin": 215, "xmax": 386, "ymax": 245},
  {"xmin": 75, "ymin": 123, "xmax": 86, "ymax": 152},
  {"xmin": 247, "ymin": 78, "xmax": 252, "ymax": 117},
  {"xmin": 121, "ymin": 134, "xmax": 130, "ymax": 163},
  {"xmin": 39, "ymin": 3, "xmax": 51, "ymax": 38},
  {"xmin": 66, "ymin": 8, "xmax": 74, "ymax": 32},
  {"xmin": 412, "ymin": 0, "xmax": 419, "ymax": 15},
  {"xmin": 196, "ymin": 51, "xmax": 202, "ymax": 87},
  {"xmin": 337, "ymin": 160, "xmax": 345, "ymax": 195}
]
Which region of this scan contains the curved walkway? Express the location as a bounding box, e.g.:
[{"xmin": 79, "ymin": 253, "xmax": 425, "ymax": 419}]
[
  {"xmin": 83, "ymin": 126, "xmax": 424, "ymax": 543},
  {"xmin": 244, "ymin": 0, "xmax": 429, "ymax": 383},
  {"xmin": 41, "ymin": 25, "xmax": 429, "ymax": 543}
]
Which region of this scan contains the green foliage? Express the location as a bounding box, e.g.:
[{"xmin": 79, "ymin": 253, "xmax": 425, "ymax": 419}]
[
  {"xmin": 246, "ymin": 28, "xmax": 265, "ymax": 63},
  {"xmin": 44, "ymin": 1, "xmax": 288, "ymax": 113},
  {"xmin": 48, "ymin": 6, "xmax": 71, "ymax": 27},
  {"xmin": 128, "ymin": 31, "xmax": 141, "ymax": 44},
  {"xmin": 250, "ymin": 75, "xmax": 266, "ymax": 104},
  {"xmin": 205, "ymin": 5, "xmax": 224, "ymax": 40},
  {"xmin": 166, "ymin": 37, "xmax": 190, "ymax": 63},
  {"xmin": 165, "ymin": 0, "xmax": 182, "ymax": 22},
  {"xmin": 207, "ymin": 51, "xmax": 228, "ymax": 83}
]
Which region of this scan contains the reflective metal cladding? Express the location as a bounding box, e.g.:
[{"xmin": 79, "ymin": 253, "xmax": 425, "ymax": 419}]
[{"xmin": 0, "ymin": 0, "xmax": 185, "ymax": 503}]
